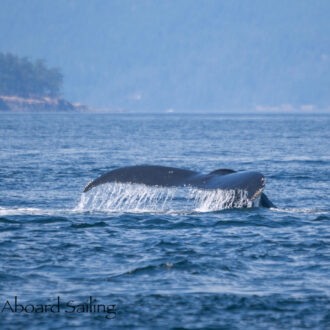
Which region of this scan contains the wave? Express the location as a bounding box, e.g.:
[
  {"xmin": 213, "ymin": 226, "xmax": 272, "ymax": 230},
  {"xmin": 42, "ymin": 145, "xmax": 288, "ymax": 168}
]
[
  {"xmin": 0, "ymin": 206, "xmax": 51, "ymax": 216},
  {"xmin": 0, "ymin": 217, "xmax": 19, "ymax": 224},
  {"xmin": 272, "ymin": 207, "xmax": 329, "ymax": 215},
  {"xmin": 0, "ymin": 206, "xmax": 75, "ymax": 217},
  {"xmin": 74, "ymin": 182, "xmax": 259, "ymax": 214},
  {"xmin": 70, "ymin": 221, "xmax": 108, "ymax": 229},
  {"xmin": 108, "ymin": 259, "xmax": 192, "ymax": 279}
]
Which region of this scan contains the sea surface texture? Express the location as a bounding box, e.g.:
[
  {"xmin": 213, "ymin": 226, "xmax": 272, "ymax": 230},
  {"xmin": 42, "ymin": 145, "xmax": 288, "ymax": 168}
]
[{"xmin": 0, "ymin": 113, "xmax": 329, "ymax": 329}]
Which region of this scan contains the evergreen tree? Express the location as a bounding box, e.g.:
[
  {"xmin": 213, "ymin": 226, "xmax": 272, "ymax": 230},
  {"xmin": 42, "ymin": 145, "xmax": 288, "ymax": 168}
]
[{"xmin": 0, "ymin": 52, "xmax": 63, "ymax": 97}]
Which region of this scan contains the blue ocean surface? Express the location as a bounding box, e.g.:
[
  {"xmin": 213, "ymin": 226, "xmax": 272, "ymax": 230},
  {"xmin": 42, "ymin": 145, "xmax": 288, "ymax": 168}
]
[{"xmin": 0, "ymin": 113, "xmax": 329, "ymax": 329}]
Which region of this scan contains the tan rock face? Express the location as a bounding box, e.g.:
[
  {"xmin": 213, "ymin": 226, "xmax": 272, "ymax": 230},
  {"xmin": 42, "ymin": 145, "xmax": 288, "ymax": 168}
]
[{"xmin": 0, "ymin": 95, "xmax": 89, "ymax": 112}]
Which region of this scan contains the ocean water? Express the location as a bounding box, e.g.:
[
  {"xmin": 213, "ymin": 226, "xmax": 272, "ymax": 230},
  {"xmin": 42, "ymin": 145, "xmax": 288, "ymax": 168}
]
[{"xmin": 0, "ymin": 113, "xmax": 329, "ymax": 329}]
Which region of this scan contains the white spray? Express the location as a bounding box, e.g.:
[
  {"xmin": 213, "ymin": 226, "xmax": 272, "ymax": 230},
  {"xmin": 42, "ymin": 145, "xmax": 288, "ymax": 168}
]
[{"xmin": 74, "ymin": 183, "xmax": 258, "ymax": 213}]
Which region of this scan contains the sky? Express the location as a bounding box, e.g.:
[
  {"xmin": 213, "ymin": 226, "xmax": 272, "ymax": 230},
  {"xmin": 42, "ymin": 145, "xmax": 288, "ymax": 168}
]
[{"xmin": 0, "ymin": 0, "xmax": 329, "ymax": 112}]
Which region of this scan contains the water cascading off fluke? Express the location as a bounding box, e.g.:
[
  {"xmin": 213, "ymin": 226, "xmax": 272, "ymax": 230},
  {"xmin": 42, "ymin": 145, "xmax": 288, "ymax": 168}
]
[{"xmin": 74, "ymin": 183, "xmax": 257, "ymax": 213}]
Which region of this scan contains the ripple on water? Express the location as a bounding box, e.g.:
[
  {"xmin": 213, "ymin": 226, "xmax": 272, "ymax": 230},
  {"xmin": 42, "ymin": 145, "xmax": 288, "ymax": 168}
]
[
  {"xmin": 1, "ymin": 113, "xmax": 329, "ymax": 329},
  {"xmin": 70, "ymin": 221, "xmax": 108, "ymax": 229}
]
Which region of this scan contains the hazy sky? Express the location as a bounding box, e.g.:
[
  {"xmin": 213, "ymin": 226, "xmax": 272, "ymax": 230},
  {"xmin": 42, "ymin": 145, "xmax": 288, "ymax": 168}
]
[{"xmin": 1, "ymin": 0, "xmax": 329, "ymax": 112}]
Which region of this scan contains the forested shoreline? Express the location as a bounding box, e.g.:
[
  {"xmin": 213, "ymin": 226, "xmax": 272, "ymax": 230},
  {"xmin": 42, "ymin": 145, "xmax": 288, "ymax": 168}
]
[
  {"xmin": 0, "ymin": 52, "xmax": 62, "ymax": 97},
  {"xmin": 0, "ymin": 52, "xmax": 88, "ymax": 112}
]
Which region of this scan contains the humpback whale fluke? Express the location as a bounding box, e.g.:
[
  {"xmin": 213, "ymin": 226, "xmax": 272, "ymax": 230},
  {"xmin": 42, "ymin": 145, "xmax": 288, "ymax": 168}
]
[{"xmin": 83, "ymin": 165, "xmax": 276, "ymax": 208}]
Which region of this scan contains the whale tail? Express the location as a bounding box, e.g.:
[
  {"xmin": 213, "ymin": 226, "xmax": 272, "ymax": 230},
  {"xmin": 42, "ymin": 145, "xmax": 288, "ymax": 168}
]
[
  {"xmin": 209, "ymin": 168, "xmax": 276, "ymax": 208},
  {"xmin": 83, "ymin": 165, "xmax": 276, "ymax": 208},
  {"xmin": 260, "ymin": 193, "xmax": 276, "ymax": 208}
]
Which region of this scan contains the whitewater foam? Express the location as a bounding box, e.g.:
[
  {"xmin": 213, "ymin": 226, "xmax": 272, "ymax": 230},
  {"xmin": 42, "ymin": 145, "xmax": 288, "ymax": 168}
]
[
  {"xmin": 0, "ymin": 206, "xmax": 53, "ymax": 216},
  {"xmin": 74, "ymin": 183, "xmax": 257, "ymax": 213}
]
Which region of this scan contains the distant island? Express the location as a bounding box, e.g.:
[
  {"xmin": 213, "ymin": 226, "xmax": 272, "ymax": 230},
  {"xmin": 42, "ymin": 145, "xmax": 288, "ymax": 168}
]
[{"xmin": 0, "ymin": 52, "xmax": 89, "ymax": 112}]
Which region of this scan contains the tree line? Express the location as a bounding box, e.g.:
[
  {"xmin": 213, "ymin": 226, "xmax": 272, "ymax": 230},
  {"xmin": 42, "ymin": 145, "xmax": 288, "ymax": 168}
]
[{"xmin": 0, "ymin": 52, "xmax": 63, "ymax": 98}]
